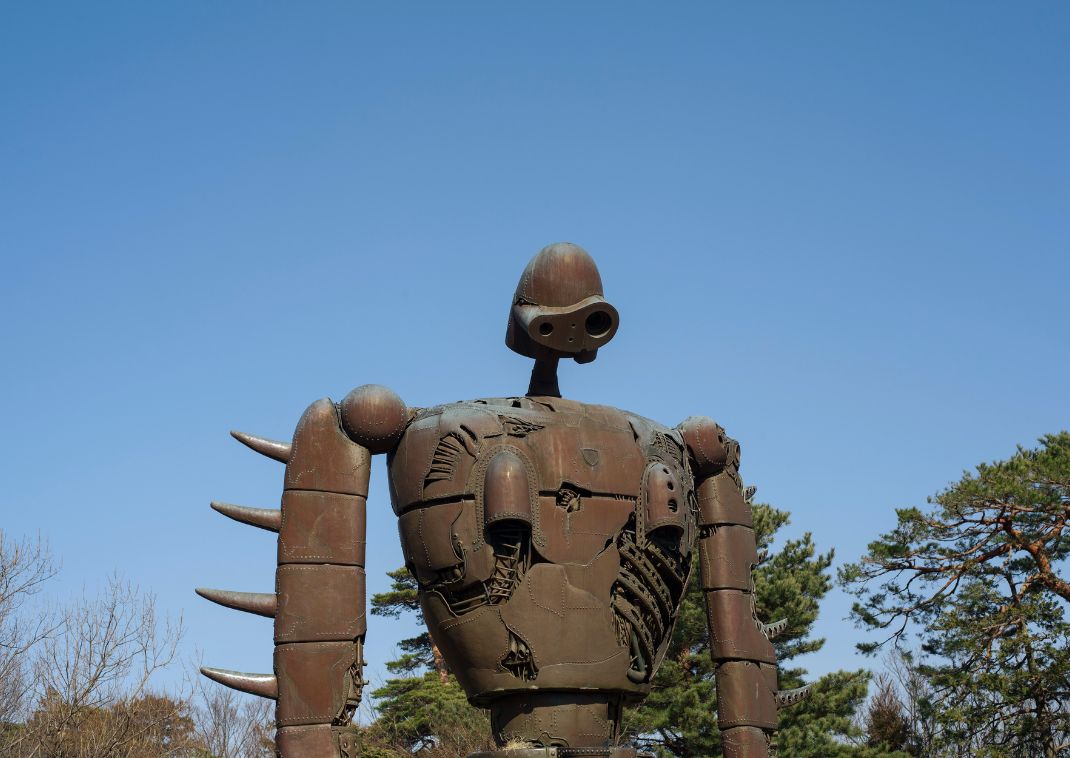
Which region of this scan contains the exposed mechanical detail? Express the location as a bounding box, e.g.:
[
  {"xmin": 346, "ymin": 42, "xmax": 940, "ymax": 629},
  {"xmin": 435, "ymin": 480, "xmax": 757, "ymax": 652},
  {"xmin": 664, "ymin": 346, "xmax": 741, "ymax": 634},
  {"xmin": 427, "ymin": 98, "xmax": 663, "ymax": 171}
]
[
  {"xmin": 501, "ymin": 629, "xmax": 538, "ymax": 681},
  {"xmin": 612, "ymin": 526, "xmax": 690, "ymax": 683},
  {"xmin": 556, "ymin": 485, "xmax": 583, "ymax": 513},
  {"xmin": 426, "ymin": 434, "xmax": 465, "ymax": 486},
  {"xmin": 487, "ymin": 523, "xmax": 530, "ymax": 606},
  {"xmin": 198, "ymin": 243, "xmax": 803, "ymax": 758}
]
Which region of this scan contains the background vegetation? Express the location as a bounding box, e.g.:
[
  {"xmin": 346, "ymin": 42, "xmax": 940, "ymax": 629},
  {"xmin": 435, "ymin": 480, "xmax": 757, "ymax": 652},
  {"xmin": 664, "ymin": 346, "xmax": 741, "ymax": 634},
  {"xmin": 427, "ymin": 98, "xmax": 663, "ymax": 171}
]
[{"xmin": 3, "ymin": 433, "xmax": 1066, "ymax": 756}]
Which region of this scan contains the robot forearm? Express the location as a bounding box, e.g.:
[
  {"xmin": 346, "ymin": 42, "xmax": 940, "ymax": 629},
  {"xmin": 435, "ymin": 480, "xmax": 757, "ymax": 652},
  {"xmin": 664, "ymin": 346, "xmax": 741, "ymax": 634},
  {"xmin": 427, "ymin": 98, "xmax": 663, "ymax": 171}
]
[
  {"xmin": 696, "ymin": 468, "xmax": 778, "ymax": 758},
  {"xmin": 679, "ymin": 417, "xmax": 784, "ymax": 758},
  {"xmin": 202, "ymin": 398, "xmax": 376, "ymax": 757},
  {"xmin": 201, "ymin": 385, "xmax": 408, "ymax": 757},
  {"xmin": 272, "ymin": 398, "xmax": 370, "ymax": 755}
]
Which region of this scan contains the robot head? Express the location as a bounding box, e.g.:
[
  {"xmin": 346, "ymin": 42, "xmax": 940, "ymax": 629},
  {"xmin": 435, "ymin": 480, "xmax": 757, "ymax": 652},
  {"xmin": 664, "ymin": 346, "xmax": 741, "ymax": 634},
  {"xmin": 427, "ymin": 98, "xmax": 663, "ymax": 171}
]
[{"xmin": 506, "ymin": 243, "xmax": 619, "ymax": 364}]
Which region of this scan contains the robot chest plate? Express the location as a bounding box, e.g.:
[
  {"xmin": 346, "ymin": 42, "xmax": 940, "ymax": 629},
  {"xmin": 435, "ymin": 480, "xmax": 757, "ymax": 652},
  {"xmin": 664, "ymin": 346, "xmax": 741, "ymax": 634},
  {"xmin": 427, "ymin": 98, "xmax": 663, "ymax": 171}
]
[
  {"xmin": 388, "ymin": 397, "xmax": 695, "ymax": 564},
  {"xmin": 387, "ymin": 397, "xmax": 698, "ymax": 699},
  {"xmin": 388, "ymin": 397, "xmax": 660, "ymax": 510}
]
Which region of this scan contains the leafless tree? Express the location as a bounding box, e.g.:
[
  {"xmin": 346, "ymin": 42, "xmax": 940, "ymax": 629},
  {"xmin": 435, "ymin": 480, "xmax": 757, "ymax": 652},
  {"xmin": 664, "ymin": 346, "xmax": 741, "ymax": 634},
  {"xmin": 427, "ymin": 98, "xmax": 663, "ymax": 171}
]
[
  {"xmin": 0, "ymin": 532, "xmax": 58, "ymax": 726},
  {"xmin": 0, "ymin": 535, "xmax": 274, "ymax": 756},
  {"xmin": 191, "ymin": 672, "xmax": 274, "ymax": 758},
  {"xmin": 5, "ymin": 574, "xmax": 187, "ymax": 757},
  {"xmin": 883, "ymin": 649, "xmax": 939, "ymax": 756}
]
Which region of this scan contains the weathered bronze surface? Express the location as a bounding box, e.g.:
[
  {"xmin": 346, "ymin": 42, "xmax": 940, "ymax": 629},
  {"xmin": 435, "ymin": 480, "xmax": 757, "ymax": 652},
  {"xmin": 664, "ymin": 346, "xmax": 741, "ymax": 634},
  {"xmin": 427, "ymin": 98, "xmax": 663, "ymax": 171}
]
[{"xmin": 199, "ymin": 243, "xmax": 801, "ymax": 757}]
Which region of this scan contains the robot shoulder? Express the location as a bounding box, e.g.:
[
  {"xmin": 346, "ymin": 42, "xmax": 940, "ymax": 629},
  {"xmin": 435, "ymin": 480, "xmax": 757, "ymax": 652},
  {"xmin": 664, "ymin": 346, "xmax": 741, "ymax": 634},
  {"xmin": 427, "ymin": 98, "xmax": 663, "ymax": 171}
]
[{"xmin": 677, "ymin": 415, "xmax": 739, "ymax": 478}]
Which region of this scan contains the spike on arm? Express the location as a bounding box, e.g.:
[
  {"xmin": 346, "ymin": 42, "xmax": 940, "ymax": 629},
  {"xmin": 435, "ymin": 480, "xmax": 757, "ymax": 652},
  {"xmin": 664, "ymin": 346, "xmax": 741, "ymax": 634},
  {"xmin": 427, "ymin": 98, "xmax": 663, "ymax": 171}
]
[
  {"xmin": 760, "ymin": 618, "xmax": 789, "ymax": 640},
  {"xmin": 210, "ymin": 501, "xmax": 282, "ymax": 532},
  {"xmin": 776, "ymin": 684, "xmax": 811, "ymax": 709},
  {"xmin": 230, "ymin": 430, "xmax": 291, "ymax": 463},
  {"xmin": 196, "ymin": 588, "xmax": 277, "ymax": 618},
  {"xmin": 200, "ymin": 667, "xmax": 278, "ymax": 699}
]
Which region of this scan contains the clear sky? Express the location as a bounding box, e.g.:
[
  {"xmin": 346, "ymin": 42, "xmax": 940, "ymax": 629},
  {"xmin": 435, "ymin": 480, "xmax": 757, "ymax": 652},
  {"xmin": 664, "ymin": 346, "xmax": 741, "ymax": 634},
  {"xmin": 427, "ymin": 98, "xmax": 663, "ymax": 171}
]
[{"xmin": 2, "ymin": 1, "xmax": 1068, "ymax": 717}]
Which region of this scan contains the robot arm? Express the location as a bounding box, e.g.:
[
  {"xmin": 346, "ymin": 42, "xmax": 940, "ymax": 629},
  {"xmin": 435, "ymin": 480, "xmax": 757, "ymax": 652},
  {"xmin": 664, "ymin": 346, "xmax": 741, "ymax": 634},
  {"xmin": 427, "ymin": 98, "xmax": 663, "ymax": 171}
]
[
  {"xmin": 678, "ymin": 417, "xmax": 800, "ymax": 758},
  {"xmin": 200, "ymin": 385, "xmax": 408, "ymax": 758}
]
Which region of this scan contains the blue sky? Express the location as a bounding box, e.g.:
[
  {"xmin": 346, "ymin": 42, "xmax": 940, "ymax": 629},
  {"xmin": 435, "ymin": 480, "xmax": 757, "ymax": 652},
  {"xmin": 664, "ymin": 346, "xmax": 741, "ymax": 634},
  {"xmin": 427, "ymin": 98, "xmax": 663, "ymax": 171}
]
[{"xmin": 2, "ymin": 2, "xmax": 1068, "ymax": 716}]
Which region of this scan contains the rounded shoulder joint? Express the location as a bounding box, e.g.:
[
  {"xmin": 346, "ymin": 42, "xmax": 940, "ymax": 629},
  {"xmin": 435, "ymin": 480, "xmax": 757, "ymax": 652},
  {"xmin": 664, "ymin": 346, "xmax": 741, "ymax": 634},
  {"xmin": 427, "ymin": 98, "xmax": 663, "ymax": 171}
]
[
  {"xmin": 677, "ymin": 415, "xmax": 740, "ymax": 478},
  {"xmin": 339, "ymin": 384, "xmax": 409, "ymax": 454}
]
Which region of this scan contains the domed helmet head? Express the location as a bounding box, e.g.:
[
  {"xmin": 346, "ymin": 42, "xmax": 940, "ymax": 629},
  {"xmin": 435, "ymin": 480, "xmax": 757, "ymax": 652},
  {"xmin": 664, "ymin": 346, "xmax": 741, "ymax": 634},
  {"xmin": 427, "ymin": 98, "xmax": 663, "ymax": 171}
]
[{"xmin": 505, "ymin": 243, "xmax": 619, "ymax": 364}]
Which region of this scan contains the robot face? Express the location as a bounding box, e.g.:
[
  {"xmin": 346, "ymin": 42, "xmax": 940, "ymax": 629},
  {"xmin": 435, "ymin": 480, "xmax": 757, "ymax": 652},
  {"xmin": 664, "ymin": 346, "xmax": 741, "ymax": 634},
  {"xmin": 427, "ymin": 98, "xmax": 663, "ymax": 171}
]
[
  {"xmin": 505, "ymin": 243, "xmax": 619, "ymax": 363},
  {"xmin": 510, "ymin": 296, "xmax": 619, "ymax": 363}
]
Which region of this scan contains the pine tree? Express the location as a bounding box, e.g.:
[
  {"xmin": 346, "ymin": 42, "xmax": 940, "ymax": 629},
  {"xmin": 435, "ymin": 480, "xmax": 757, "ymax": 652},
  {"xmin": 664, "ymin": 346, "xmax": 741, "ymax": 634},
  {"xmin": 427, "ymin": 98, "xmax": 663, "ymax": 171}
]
[
  {"xmin": 368, "ymin": 568, "xmax": 447, "ymax": 680},
  {"xmin": 624, "ymin": 502, "xmax": 906, "ymax": 758},
  {"xmin": 840, "ymin": 432, "xmax": 1070, "ymax": 756},
  {"xmin": 361, "ymin": 568, "xmax": 490, "ymax": 756}
]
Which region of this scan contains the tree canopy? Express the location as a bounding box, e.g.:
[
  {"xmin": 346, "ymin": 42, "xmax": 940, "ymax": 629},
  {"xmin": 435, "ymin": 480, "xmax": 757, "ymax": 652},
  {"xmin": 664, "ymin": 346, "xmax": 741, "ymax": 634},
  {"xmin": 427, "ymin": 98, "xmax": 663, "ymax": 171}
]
[
  {"xmin": 840, "ymin": 432, "xmax": 1070, "ymax": 757},
  {"xmin": 361, "ymin": 568, "xmax": 490, "ymax": 757}
]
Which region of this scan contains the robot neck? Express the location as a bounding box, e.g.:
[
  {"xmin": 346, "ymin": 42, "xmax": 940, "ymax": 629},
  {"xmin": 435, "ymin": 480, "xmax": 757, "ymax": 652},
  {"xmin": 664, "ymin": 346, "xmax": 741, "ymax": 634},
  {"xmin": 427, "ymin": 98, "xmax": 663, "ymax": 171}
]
[{"xmin": 527, "ymin": 356, "xmax": 561, "ymax": 398}]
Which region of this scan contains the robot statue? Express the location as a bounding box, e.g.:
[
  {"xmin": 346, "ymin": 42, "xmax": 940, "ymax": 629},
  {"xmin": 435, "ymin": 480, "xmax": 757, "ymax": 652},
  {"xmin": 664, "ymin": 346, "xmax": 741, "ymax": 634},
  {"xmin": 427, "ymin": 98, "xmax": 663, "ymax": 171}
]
[{"xmin": 198, "ymin": 243, "xmax": 805, "ymax": 758}]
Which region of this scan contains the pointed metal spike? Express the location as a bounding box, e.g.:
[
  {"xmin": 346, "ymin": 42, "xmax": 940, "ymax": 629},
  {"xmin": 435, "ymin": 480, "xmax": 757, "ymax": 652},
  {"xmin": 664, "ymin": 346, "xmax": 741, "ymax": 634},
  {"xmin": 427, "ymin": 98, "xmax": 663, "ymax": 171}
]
[
  {"xmin": 760, "ymin": 617, "xmax": 790, "ymax": 640},
  {"xmin": 230, "ymin": 430, "xmax": 291, "ymax": 463},
  {"xmin": 200, "ymin": 667, "xmax": 278, "ymax": 699},
  {"xmin": 744, "ymin": 485, "xmax": 757, "ymax": 503},
  {"xmin": 776, "ymin": 684, "xmax": 811, "ymax": 709},
  {"xmin": 196, "ymin": 588, "xmax": 277, "ymax": 618},
  {"xmin": 210, "ymin": 501, "xmax": 282, "ymax": 532}
]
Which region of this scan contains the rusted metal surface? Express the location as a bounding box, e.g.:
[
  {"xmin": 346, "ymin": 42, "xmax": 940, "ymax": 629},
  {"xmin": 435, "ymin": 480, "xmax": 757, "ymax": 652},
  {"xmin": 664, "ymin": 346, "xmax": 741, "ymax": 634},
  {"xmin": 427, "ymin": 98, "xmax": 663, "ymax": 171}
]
[
  {"xmin": 275, "ymin": 640, "xmax": 363, "ymax": 726},
  {"xmin": 505, "ymin": 243, "xmax": 619, "ymax": 369},
  {"xmin": 677, "ymin": 415, "xmax": 729, "ymax": 477},
  {"xmin": 339, "ymin": 384, "xmax": 408, "ymax": 454},
  {"xmin": 275, "ymin": 725, "xmax": 347, "ymax": 758},
  {"xmin": 492, "ymin": 693, "xmax": 623, "ymax": 749},
  {"xmin": 279, "ymin": 491, "xmax": 366, "ymax": 565},
  {"xmin": 274, "ymin": 565, "xmax": 366, "ymax": 643},
  {"xmin": 195, "ymin": 587, "xmax": 277, "ymax": 618},
  {"xmin": 397, "ymin": 500, "xmax": 466, "ymax": 586},
  {"xmin": 199, "ymin": 243, "xmax": 800, "ymax": 757},
  {"xmin": 483, "ymin": 449, "xmax": 534, "ymax": 526},
  {"xmin": 230, "ymin": 430, "xmax": 292, "ymax": 463},
  {"xmin": 721, "ymin": 726, "xmax": 773, "ymax": 758},
  {"xmin": 705, "ymin": 589, "xmax": 777, "ymax": 664},
  {"xmin": 199, "ymin": 667, "xmax": 278, "ymax": 699},
  {"xmin": 699, "ymin": 524, "xmax": 759, "ymax": 590},
  {"xmin": 696, "ymin": 473, "xmax": 753, "ymax": 528},
  {"xmin": 470, "ymin": 749, "xmax": 649, "ymax": 758},
  {"xmin": 210, "ymin": 500, "xmax": 282, "ymax": 532},
  {"xmin": 715, "ymin": 660, "xmax": 779, "ymax": 730}
]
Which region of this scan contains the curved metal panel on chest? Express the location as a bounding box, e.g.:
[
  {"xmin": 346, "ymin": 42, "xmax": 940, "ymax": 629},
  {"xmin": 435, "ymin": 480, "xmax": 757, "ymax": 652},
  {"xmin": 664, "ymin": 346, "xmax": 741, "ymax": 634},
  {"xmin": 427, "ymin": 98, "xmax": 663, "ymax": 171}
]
[{"xmin": 388, "ymin": 397, "xmax": 698, "ymax": 702}]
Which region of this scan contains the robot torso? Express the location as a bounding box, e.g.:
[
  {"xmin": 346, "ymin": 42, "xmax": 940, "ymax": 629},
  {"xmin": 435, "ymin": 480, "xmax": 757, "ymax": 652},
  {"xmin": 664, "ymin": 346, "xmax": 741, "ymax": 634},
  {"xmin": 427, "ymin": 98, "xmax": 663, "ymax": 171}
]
[{"xmin": 388, "ymin": 395, "xmax": 698, "ymax": 704}]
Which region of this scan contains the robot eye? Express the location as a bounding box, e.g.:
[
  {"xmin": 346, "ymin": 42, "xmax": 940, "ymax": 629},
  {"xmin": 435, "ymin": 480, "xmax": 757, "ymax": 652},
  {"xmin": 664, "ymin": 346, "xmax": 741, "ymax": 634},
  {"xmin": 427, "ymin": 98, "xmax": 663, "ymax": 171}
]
[{"xmin": 585, "ymin": 311, "xmax": 613, "ymax": 338}]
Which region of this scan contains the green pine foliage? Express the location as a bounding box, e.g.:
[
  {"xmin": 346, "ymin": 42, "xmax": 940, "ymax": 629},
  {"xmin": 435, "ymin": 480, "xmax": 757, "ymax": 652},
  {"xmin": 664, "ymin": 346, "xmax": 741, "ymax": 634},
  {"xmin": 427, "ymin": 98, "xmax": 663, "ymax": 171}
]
[
  {"xmin": 840, "ymin": 432, "xmax": 1070, "ymax": 757},
  {"xmin": 363, "ymin": 503, "xmax": 894, "ymax": 756},
  {"xmin": 361, "ymin": 567, "xmax": 492, "ymax": 756},
  {"xmin": 370, "ymin": 567, "xmax": 439, "ymax": 677},
  {"xmin": 362, "ymin": 672, "xmax": 488, "ymax": 756},
  {"xmin": 624, "ymin": 502, "xmax": 905, "ymax": 758}
]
